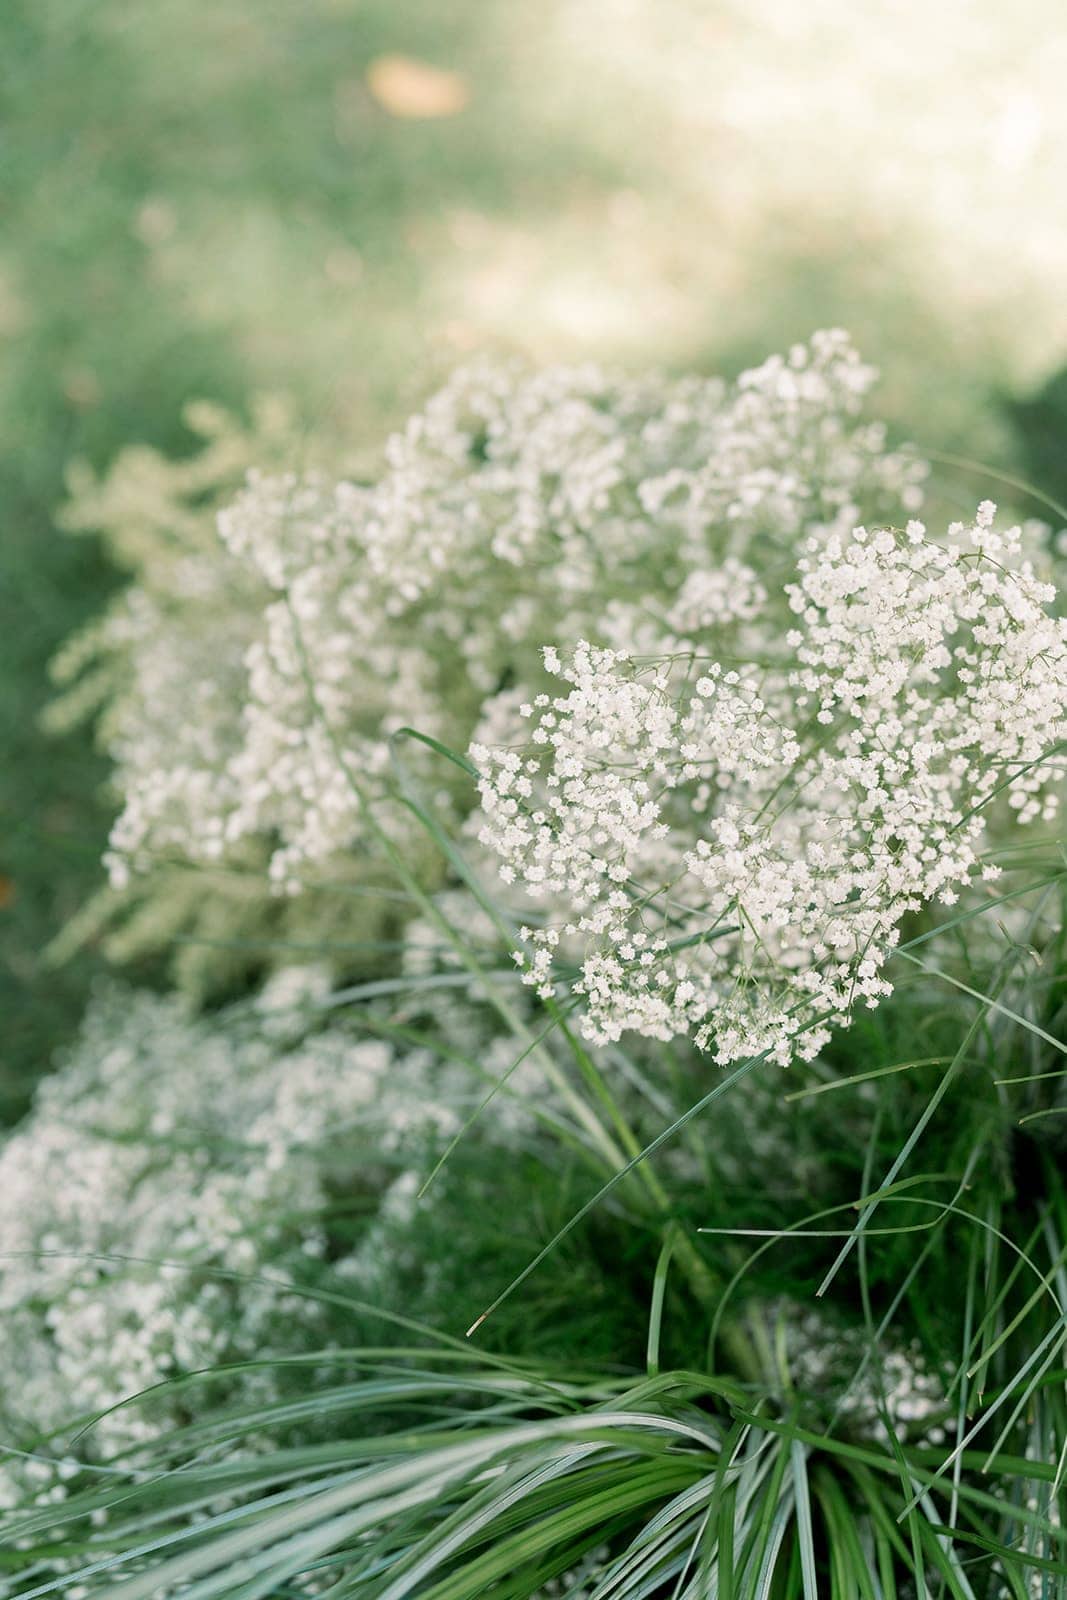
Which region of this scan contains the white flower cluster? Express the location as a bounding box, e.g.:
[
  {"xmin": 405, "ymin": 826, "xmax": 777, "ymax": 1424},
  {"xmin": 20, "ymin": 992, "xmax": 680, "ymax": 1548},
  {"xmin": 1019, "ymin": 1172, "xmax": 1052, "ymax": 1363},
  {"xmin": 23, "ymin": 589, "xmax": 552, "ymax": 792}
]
[
  {"xmin": 777, "ymin": 1302, "xmax": 946, "ymax": 1444},
  {"xmin": 54, "ymin": 333, "xmax": 924, "ymax": 897},
  {"xmin": 473, "ymin": 504, "xmax": 1066, "ymax": 1064},
  {"xmin": 0, "ymin": 972, "xmax": 461, "ymax": 1507}
]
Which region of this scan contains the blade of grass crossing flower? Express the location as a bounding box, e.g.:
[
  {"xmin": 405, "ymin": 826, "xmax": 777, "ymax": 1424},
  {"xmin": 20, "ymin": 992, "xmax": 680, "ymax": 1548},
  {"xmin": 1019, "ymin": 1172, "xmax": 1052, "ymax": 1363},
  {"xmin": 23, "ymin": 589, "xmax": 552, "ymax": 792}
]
[
  {"xmin": 390, "ymin": 726, "xmax": 479, "ymax": 781},
  {"xmin": 905, "ymin": 443, "xmax": 1067, "ymax": 525},
  {"xmin": 948, "ymin": 741, "xmax": 1067, "ymax": 834},
  {"xmin": 416, "ymin": 1004, "xmax": 574, "ymax": 1198},
  {"xmin": 892, "ymin": 869, "xmax": 1067, "ymax": 956},
  {"xmin": 895, "ymin": 952, "xmax": 1067, "ymax": 1057},
  {"xmin": 387, "ymin": 727, "xmax": 519, "ymax": 949},
  {"xmin": 784, "ymin": 1058, "xmax": 951, "ymax": 1102}
]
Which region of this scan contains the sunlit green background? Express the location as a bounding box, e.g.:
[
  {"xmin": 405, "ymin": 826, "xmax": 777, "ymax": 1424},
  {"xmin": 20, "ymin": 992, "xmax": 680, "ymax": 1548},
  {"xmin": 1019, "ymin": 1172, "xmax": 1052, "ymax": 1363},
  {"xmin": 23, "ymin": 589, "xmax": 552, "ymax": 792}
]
[{"xmin": 4, "ymin": 0, "xmax": 1067, "ymax": 1116}]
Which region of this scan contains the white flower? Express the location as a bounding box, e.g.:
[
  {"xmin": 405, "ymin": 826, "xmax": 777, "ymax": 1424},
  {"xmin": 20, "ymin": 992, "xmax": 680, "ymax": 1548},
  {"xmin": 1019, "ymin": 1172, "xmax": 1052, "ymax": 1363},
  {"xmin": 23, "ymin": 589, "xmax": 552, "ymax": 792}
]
[
  {"xmin": 54, "ymin": 335, "xmax": 925, "ymax": 912},
  {"xmin": 0, "ymin": 977, "xmax": 469, "ymax": 1500},
  {"xmin": 473, "ymin": 508, "xmax": 1066, "ymax": 1065}
]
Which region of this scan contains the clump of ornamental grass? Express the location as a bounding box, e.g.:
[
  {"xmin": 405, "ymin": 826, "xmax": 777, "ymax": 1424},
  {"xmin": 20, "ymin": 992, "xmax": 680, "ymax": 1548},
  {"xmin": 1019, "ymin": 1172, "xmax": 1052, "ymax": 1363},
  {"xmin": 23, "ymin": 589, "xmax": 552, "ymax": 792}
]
[
  {"xmin": 0, "ymin": 968, "xmax": 671, "ymax": 1511},
  {"xmin": 0, "ymin": 962, "xmax": 727, "ymax": 1548},
  {"xmin": 5, "ymin": 729, "xmax": 1065, "ymax": 1596},
  {"xmin": 5, "ymin": 899, "xmax": 1067, "ymax": 1599}
]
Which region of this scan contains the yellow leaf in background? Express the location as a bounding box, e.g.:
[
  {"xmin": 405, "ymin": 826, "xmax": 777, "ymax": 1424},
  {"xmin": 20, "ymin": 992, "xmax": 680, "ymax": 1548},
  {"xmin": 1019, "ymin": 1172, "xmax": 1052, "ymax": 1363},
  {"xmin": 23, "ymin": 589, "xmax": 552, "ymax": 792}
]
[{"xmin": 365, "ymin": 54, "xmax": 469, "ymax": 120}]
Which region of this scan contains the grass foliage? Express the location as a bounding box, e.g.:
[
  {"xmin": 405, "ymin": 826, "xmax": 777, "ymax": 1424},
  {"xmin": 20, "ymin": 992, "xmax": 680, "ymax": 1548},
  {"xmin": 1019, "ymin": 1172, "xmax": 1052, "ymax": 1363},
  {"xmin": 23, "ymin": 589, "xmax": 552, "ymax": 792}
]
[{"xmin": 3, "ymin": 782, "xmax": 1065, "ymax": 1595}]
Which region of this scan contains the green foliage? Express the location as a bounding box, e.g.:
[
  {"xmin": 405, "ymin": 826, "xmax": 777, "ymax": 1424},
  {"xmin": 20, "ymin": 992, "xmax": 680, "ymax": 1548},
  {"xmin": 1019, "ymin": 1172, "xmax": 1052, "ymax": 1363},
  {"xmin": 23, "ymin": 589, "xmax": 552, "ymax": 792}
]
[{"xmin": 3, "ymin": 831, "xmax": 1065, "ymax": 1594}]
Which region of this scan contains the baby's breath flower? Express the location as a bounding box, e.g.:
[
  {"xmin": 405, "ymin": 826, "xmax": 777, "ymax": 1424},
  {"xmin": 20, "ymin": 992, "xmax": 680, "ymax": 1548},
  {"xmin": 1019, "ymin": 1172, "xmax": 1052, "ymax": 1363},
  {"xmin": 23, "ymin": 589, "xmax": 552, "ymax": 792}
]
[
  {"xmin": 473, "ymin": 508, "xmax": 1067, "ymax": 1065},
  {"xmin": 0, "ymin": 975, "xmax": 467, "ymax": 1505},
  {"xmin": 776, "ymin": 1301, "xmax": 946, "ymax": 1443},
  {"xmin": 55, "ymin": 335, "xmax": 924, "ymax": 912}
]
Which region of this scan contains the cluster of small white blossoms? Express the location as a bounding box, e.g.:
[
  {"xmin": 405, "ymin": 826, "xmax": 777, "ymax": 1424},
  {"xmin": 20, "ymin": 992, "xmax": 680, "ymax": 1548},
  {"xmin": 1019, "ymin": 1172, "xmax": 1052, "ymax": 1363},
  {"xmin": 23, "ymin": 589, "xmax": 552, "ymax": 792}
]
[
  {"xmin": 472, "ymin": 503, "xmax": 1067, "ymax": 1065},
  {"xmin": 0, "ymin": 972, "xmax": 465, "ymax": 1508},
  {"xmin": 52, "ymin": 333, "xmax": 925, "ymax": 896},
  {"xmin": 779, "ymin": 1303, "xmax": 946, "ymax": 1444}
]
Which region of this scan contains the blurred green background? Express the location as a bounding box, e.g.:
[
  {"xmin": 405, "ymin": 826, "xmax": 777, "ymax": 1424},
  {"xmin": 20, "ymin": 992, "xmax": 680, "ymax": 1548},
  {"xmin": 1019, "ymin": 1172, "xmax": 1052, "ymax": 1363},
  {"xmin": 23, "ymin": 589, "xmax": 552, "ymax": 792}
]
[{"xmin": 3, "ymin": 0, "xmax": 1067, "ymax": 1118}]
